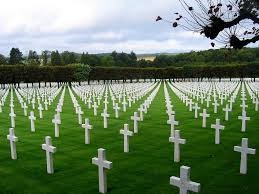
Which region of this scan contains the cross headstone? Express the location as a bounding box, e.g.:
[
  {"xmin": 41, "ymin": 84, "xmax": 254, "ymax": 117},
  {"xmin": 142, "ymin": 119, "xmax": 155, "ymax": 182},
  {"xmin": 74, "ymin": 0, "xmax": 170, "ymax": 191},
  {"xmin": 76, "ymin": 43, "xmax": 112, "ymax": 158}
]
[
  {"xmin": 113, "ymin": 103, "xmax": 120, "ymax": 118},
  {"xmin": 170, "ymin": 166, "xmax": 201, "ymax": 194},
  {"xmin": 169, "ymin": 130, "xmax": 186, "ymax": 162},
  {"xmin": 131, "ymin": 112, "xmax": 141, "ymax": 133},
  {"xmin": 223, "ymin": 104, "xmax": 231, "ymax": 121},
  {"xmin": 255, "ymin": 98, "xmax": 259, "ymax": 111},
  {"xmin": 120, "ymin": 124, "xmax": 133, "ymax": 152},
  {"xmin": 52, "ymin": 114, "xmax": 61, "ymax": 137},
  {"xmin": 101, "ymin": 109, "xmax": 110, "ymax": 128},
  {"xmin": 192, "ymin": 103, "xmax": 200, "ymax": 119},
  {"xmin": 42, "ymin": 136, "xmax": 57, "ymax": 174},
  {"xmin": 82, "ymin": 118, "xmax": 92, "ymax": 144},
  {"xmin": 92, "ymin": 102, "xmax": 98, "ymax": 116},
  {"xmin": 28, "ymin": 111, "xmax": 36, "ymax": 132},
  {"xmin": 199, "ymin": 109, "xmax": 210, "ymax": 128},
  {"xmin": 234, "ymin": 138, "xmax": 256, "ymax": 174},
  {"xmin": 77, "ymin": 106, "xmax": 84, "ymax": 125},
  {"xmin": 238, "ymin": 111, "xmax": 250, "ymax": 132},
  {"xmin": 167, "ymin": 114, "xmax": 179, "ymax": 137},
  {"xmin": 212, "ymin": 101, "xmax": 219, "ymax": 114},
  {"xmin": 38, "ymin": 104, "xmax": 44, "ymax": 119},
  {"xmin": 211, "ymin": 119, "xmax": 225, "ymax": 144},
  {"xmin": 92, "ymin": 148, "xmax": 112, "ymax": 194},
  {"xmin": 7, "ymin": 128, "xmax": 18, "ymax": 160},
  {"xmin": 23, "ymin": 102, "xmax": 28, "ymax": 116},
  {"xmin": 9, "ymin": 111, "xmax": 16, "ymax": 128}
]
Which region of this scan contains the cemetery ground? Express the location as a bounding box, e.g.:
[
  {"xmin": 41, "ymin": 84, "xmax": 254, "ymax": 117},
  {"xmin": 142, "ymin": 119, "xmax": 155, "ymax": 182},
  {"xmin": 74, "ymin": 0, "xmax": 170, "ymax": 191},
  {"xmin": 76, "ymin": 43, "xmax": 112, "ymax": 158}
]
[{"xmin": 0, "ymin": 81, "xmax": 258, "ymax": 194}]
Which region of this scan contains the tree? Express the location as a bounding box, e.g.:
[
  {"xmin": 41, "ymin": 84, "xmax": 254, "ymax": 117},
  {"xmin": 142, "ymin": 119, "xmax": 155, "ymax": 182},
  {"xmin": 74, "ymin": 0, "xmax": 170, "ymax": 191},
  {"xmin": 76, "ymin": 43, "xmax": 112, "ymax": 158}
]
[
  {"xmin": 51, "ymin": 50, "xmax": 62, "ymax": 65},
  {"xmin": 61, "ymin": 51, "xmax": 77, "ymax": 65},
  {"xmin": 27, "ymin": 50, "xmax": 40, "ymax": 65},
  {"xmin": 9, "ymin": 48, "xmax": 23, "ymax": 65},
  {"xmin": 0, "ymin": 54, "xmax": 6, "ymax": 65},
  {"xmin": 157, "ymin": 0, "xmax": 259, "ymax": 49},
  {"xmin": 41, "ymin": 50, "xmax": 49, "ymax": 65},
  {"xmin": 100, "ymin": 56, "xmax": 115, "ymax": 66}
]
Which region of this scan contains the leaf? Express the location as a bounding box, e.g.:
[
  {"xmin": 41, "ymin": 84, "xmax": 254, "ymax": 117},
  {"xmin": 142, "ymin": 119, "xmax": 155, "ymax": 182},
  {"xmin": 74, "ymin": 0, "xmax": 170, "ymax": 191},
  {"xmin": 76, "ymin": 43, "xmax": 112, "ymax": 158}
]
[
  {"xmin": 211, "ymin": 42, "xmax": 215, "ymax": 47},
  {"xmin": 173, "ymin": 22, "xmax": 178, "ymax": 27},
  {"xmin": 156, "ymin": 16, "xmax": 162, "ymax": 22}
]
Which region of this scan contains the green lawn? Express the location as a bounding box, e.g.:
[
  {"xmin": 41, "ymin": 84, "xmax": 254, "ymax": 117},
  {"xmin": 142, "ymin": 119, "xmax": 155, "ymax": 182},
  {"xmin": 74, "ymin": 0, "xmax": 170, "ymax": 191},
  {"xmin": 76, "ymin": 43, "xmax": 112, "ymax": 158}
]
[{"xmin": 0, "ymin": 81, "xmax": 258, "ymax": 194}]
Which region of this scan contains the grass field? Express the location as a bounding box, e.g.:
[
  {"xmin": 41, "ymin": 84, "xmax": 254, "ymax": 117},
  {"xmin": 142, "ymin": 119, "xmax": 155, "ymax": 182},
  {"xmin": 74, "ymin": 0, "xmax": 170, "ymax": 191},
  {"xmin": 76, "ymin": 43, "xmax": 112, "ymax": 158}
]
[{"xmin": 0, "ymin": 82, "xmax": 258, "ymax": 194}]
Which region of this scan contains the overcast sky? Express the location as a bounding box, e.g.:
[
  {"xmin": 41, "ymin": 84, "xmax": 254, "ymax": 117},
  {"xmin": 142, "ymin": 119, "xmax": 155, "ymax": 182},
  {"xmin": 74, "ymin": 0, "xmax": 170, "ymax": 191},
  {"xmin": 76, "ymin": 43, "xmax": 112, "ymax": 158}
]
[{"xmin": 0, "ymin": 0, "xmax": 248, "ymax": 56}]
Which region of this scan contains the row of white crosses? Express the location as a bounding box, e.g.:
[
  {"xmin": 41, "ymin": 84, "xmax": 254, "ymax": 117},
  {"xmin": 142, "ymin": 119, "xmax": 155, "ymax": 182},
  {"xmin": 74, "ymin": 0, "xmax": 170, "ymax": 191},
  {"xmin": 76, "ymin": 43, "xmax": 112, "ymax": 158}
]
[
  {"xmin": 62, "ymin": 82, "xmax": 156, "ymax": 193},
  {"xmin": 166, "ymin": 81, "xmax": 257, "ymax": 194},
  {"xmin": 119, "ymin": 83, "xmax": 160, "ymax": 153},
  {"xmin": 0, "ymin": 87, "xmax": 10, "ymax": 113},
  {"xmin": 245, "ymin": 81, "xmax": 259, "ymax": 111},
  {"xmin": 164, "ymin": 83, "xmax": 200, "ymax": 194},
  {"xmin": 69, "ymin": 86, "xmax": 94, "ymax": 144},
  {"xmin": 5, "ymin": 85, "xmax": 65, "ymax": 175}
]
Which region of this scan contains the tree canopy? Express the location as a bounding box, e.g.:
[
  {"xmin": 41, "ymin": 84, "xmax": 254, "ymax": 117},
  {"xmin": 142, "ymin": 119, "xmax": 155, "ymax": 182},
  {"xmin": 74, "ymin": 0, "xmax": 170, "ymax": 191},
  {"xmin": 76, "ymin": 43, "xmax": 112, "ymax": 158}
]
[
  {"xmin": 9, "ymin": 48, "xmax": 23, "ymax": 65},
  {"xmin": 157, "ymin": 0, "xmax": 259, "ymax": 49}
]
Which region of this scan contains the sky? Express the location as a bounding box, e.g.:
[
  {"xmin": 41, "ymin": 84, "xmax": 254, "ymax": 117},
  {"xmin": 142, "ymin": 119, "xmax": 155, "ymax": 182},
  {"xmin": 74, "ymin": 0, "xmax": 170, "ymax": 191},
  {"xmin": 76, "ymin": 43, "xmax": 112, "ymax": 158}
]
[{"xmin": 0, "ymin": 0, "xmax": 249, "ymax": 56}]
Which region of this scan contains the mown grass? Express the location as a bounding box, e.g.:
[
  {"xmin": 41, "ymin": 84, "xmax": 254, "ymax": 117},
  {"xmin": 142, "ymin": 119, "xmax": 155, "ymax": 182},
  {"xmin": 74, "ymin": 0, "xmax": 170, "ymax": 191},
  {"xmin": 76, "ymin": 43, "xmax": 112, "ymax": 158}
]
[{"xmin": 0, "ymin": 81, "xmax": 258, "ymax": 194}]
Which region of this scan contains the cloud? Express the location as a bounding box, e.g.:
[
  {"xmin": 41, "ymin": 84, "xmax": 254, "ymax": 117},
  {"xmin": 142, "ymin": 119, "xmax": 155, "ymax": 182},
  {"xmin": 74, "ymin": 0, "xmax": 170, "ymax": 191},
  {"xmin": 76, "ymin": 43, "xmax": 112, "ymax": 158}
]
[{"xmin": 0, "ymin": 0, "xmax": 217, "ymax": 55}]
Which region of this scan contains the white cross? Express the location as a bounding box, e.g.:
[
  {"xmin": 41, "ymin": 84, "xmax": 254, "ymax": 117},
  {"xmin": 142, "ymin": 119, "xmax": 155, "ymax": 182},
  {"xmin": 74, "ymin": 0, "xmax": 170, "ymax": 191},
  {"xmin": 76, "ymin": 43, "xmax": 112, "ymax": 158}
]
[
  {"xmin": 92, "ymin": 148, "xmax": 112, "ymax": 194},
  {"xmin": 92, "ymin": 102, "xmax": 98, "ymax": 116},
  {"xmin": 138, "ymin": 105, "xmax": 145, "ymax": 121},
  {"xmin": 82, "ymin": 118, "xmax": 92, "ymax": 144},
  {"xmin": 97, "ymin": 96, "xmax": 101, "ymax": 105},
  {"xmin": 234, "ymin": 138, "xmax": 256, "ymax": 174},
  {"xmin": 212, "ymin": 100, "xmax": 219, "ymax": 114},
  {"xmin": 7, "ymin": 128, "xmax": 18, "ymax": 160},
  {"xmin": 254, "ymin": 98, "xmax": 259, "ymax": 111},
  {"xmin": 240, "ymin": 101, "xmax": 248, "ymax": 112},
  {"xmin": 103, "ymin": 98, "xmax": 109, "ymax": 110},
  {"xmin": 113, "ymin": 103, "xmax": 120, "ymax": 118},
  {"xmin": 9, "ymin": 111, "xmax": 16, "ymax": 128},
  {"xmin": 170, "ymin": 166, "xmax": 201, "ymax": 194},
  {"xmin": 120, "ymin": 124, "xmax": 133, "ymax": 152},
  {"xmin": 23, "ymin": 102, "xmax": 28, "ymax": 116},
  {"xmin": 166, "ymin": 107, "xmax": 175, "ymax": 116},
  {"xmin": 188, "ymin": 99, "xmax": 194, "ymax": 111},
  {"xmin": 205, "ymin": 96, "xmax": 211, "ymax": 108},
  {"xmin": 87, "ymin": 98, "xmax": 92, "ymax": 109},
  {"xmin": 131, "ymin": 112, "xmax": 141, "ymax": 133},
  {"xmin": 101, "ymin": 109, "xmax": 110, "ymax": 128},
  {"xmin": 223, "ymin": 104, "xmax": 231, "ymax": 121},
  {"xmin": 38, "ymin": 104, "xmax": 44, "ymax": 119},
  {"xmin": 211, "ymin": 119, "xmax": 225, "ymax": 144},
  {"xmin": 52, "ymin": 114, "xmax": 61, "ymax": 137},
  {"xmin": 192, "ymin": 103, "xmax": 200, "ymax": 119},
  {"xmin": 128, "ymin": 97, "xmax": 132, "ymax": 107},
  {"xmin": 122, "ymin": 100, "xmax": 127, "ymax": 112},
  {"xmin": 77, "ymin": 106, "xmax": 84, "ymax": 125},
  {"xmin": 238, "ymin": 111, "xmax": 250, "ymax": 132},
  {"xmin": 200, "ymin": 95, "xmax": 205, "ymax": 104},
  {"xmin": 199, "ymin": 109, "xmax": 210, "ymax": 128},
  {"xmin": 28, "ymin": 111, "xmax": 36, "ymax": 132},
  {"xmin": 167, "ymin": 114, "xmax": 179, "ymax": 137},
  {"xmin": 44, "ymin": 100, "xmax": 48, "ymax": 110},
  {"xmin": 55, "ymin": 105, "xmax": 62, "ymax": 119},
  {"xmin": 228, "ymin": 97, "xmax": 235, "ymax": 110},
  {"xmin": 31, "ymin": 99, "xmax": 35, "ymax": 109},
  {"xmin": 169, "ymin": 130, "xmax": 186, "ymax": 162},
  {"xmin": 42, "ymin": 136, "xmax": 57, "ymax": 174}
]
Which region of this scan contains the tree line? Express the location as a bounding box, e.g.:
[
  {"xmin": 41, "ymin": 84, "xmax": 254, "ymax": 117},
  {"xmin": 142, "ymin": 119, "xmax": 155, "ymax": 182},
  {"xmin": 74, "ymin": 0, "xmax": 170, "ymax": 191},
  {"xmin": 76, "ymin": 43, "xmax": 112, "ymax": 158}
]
[
  {"xmin": 1, "ymin": 47, "xmax": 259, "ymax": 68},
  {"xmin": 0, "ymin": 63, "xmax": 258, "ymax": 86}
]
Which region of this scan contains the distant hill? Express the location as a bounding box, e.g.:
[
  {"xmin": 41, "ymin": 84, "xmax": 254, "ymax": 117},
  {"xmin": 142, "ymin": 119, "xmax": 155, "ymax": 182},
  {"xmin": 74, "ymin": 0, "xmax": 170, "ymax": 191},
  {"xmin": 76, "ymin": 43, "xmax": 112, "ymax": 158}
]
[{"xmin": 137, "ymin": 53, "xmax": 179, "ymax": 61}]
